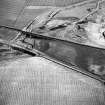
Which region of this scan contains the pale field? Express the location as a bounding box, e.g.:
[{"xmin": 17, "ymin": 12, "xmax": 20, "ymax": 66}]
[{"xmin": 0, "ymin": 57, "xmax": 105, "ymax": 105}]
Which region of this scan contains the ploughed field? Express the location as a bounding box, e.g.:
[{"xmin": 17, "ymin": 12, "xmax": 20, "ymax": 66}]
[{"xmin": 0, "ymin": 56, "xmax": 105, "ymax": 105}]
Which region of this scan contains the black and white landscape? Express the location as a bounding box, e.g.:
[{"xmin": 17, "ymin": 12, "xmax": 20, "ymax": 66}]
[{"xmin": 0, "ymin": 0, "xmax": 105, "ymax": 105}]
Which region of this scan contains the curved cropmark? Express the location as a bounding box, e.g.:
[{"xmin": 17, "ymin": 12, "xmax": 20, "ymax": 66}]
[{"xmin": 0, "ymin": 57, "xmax": 105, "ymax": 105}]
